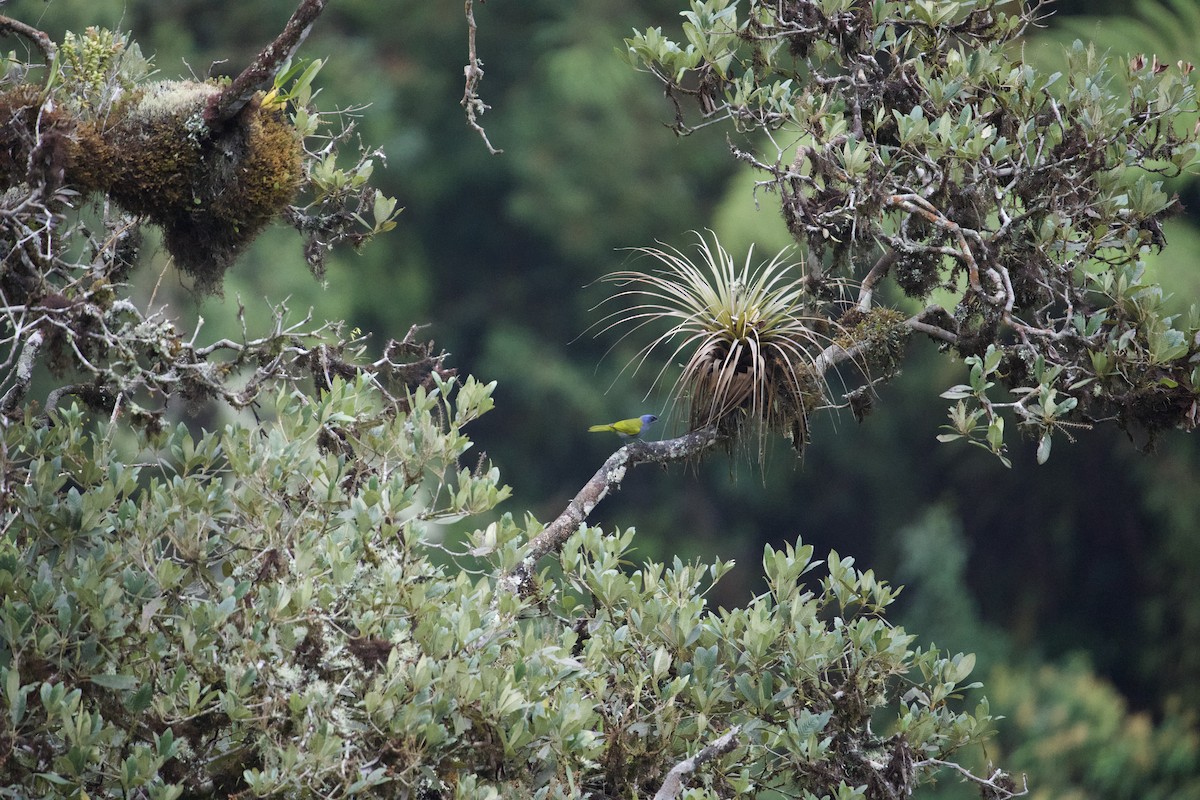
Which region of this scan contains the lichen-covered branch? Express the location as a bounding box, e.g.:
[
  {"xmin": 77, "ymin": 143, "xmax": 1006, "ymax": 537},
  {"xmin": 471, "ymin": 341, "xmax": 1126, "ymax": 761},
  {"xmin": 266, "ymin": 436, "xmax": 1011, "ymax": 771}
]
[
  {"xmin": 653, "ymin": 726, "xmax": 741, "ymax": 800},
  {"xmin": 0, "ymin": 328, "xmax": 42, "ymax": 415},
  {"xmin": 501, "ymin": 426, "xmax": 721, "ymax": 594}
]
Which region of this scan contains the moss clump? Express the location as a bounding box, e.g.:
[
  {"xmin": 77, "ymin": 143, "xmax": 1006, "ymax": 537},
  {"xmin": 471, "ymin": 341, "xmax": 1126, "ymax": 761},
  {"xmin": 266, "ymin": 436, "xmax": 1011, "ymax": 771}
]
[
  {"xmin": 837, "ymin": 307, "xmax": 911, "ymax": 375},
  {"xmin": 59, "ymin": 80, "xmax": 304, "ymax": 293},
  {"xmin": 0, "ymin": 85, "xmax": 45, "ymax": 189},
  {"xmin": 0, "ymin": 84, "xmax": 79, "ymax": 194},
  {"xmin": 78, "ymin": 80, "xmax": 303, "ymax": 292}
]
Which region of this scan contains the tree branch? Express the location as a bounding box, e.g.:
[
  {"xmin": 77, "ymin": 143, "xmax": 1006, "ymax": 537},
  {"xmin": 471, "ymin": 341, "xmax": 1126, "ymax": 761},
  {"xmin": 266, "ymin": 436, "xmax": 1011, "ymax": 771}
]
[
  {"xmin": 913, "ymin": 758, "xmax": 1028, "ymax": 799},
  {"xmin": 205, "ymin": 0, "xmax": 330, "ymax": 127},
  {"xmin": 0, "ymin": 329, "xmax": 42, "ymax": 415},
  {"xmin": 885, "ymin": 193, "xmax": 1003, "ymax": 304},
  {"xmin": 653, "ymin": 726, "xmax": 741, "ymax": 800},
  {"xmin": 857, "ymin": 249, "xmax": 898, "ymax": 311},
  {"xmin": 461, "ymin": 0, "xmax": 502, "ymax": 154},
  {"xmin": 44, "ymin": 383, "xmax": 102, "ymax": 419},
  {"xmin": 504, "ymin": 300, "xmax": 960, "ymax": 596},
  {"xmin": 0, "ymin": 15, "xmax": 57, "ymax": 62},
  {"xmin": 500, "ymin": 426, "xmax": 721, "ymax": 595},
  {"xmin": 905, "ymin": 305, "xmax": 958, "ymax": 344}
]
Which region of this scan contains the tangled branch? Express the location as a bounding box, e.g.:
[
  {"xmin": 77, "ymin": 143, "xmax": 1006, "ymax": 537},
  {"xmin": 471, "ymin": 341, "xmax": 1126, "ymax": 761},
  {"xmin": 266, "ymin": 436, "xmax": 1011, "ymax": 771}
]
[{"xmin": 624, "ymin": 0, "xmax": 1200, "ymax": 459}]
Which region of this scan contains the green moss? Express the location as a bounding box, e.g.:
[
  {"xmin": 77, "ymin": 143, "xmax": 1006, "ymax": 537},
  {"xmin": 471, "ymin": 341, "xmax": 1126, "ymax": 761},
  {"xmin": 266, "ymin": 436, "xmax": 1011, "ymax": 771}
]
[
  {"xmin": 75, "ymin": 80, "xmax": 303, "ymax": 293},
  {"xmin": 838, "ymin": 307, "xmax": 911, "ymax": 374}
]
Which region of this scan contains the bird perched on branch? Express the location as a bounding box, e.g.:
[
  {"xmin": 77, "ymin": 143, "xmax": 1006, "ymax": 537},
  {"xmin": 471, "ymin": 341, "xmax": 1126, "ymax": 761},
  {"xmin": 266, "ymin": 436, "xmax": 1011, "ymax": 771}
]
[{"xmin": 588, "ymin": 414, "xmax": 658, "ymax": 438}]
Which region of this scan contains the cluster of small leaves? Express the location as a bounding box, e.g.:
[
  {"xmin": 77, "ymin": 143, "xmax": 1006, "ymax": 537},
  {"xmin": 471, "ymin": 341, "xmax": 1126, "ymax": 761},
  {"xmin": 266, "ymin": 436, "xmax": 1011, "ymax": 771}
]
[
  {"xmin": 0, "ymin": 368, "xmax": 1013, "ymax": 798},
  {"xmin": 938, "ymin": 344, "xmax": 1087, "ymax": 466},
  {"xmin": 49, "ymin": 26, "xmax": 153, "ymax": 116},
  {"xmin": 623, "ymin": 0, "xmax": 1200, "ymax": 461},
  {"xmin": 548, "ymin": 535, "xmax": 1000, "ymax": 798},
  {"xmin": 275, "ymin": 57, "xmax": 403, "ymax": 280},
  {"xmin": 0, "ymin": 373, "xmax": 507, "ymax": 798}
]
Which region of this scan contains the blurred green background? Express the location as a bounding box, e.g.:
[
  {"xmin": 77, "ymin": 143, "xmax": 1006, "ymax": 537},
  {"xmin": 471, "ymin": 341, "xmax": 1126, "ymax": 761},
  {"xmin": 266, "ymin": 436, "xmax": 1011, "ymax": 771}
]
[{"xmin": 5, "ymin": 0, "xmax": 1200, "ymax": 796}]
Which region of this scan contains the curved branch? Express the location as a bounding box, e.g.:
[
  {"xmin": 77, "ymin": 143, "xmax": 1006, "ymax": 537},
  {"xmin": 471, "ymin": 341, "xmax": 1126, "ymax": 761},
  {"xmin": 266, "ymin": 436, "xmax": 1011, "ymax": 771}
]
[
  {"xmin": 44, "ymin": 382, "xmax": 107, "ymax": 419},
  {"xmin": 885, "ymin": 193, "xmax": 1004, "ymax": 305},
  {"xmin": 906, "ymin": 305, "xmax": 958, "ymax": 344},
  {"xmin": 204, "ymin": 0, "xmax": 330, "ymax": 127},
  {"xmin": 0, "ymin": 16, "xmax": 57, "ymax": 62},
  {"xmin": 857, "ymin": 249, "xmax": 898, "ymax": 311},
  {"xmin": 500, "ymin": 426, "xmax": 721, "ymax": 595}
]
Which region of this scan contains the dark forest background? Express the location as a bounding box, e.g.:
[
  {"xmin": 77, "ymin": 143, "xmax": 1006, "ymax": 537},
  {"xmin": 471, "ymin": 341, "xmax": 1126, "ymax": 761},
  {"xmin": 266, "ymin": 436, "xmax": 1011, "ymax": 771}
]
[{"xmin": 6, "ymin": 1, "xmax": 1200, "ymax": 796}]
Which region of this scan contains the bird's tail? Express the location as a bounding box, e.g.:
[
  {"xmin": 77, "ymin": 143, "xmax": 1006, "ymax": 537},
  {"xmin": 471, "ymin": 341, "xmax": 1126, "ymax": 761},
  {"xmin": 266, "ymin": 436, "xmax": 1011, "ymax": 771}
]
[{"xmin": 587, "ymin": 424, "xmax": 612, "ymax": 432}]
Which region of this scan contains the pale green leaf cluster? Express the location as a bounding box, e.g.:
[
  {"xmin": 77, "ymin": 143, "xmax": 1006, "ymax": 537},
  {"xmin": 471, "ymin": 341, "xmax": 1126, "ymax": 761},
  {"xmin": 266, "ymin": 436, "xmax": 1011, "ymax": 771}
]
[
  {"xmin": 50, "ymin": 26, "xmax": 153, "ymax": 115},
  {"xmin": 938, "ymin": 344, "xmax": 1090, "ymax": 466},
  {"xmin": 1, "ymin": 371, "xmax": 999, "ymax": 797}
]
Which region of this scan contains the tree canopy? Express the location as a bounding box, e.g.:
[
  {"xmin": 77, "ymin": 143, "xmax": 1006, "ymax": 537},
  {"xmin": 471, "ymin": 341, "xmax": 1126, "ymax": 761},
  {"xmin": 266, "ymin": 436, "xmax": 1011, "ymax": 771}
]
[{"xmin": 2, "ymin": 1, "xmax": 1200, "ymax": 798}]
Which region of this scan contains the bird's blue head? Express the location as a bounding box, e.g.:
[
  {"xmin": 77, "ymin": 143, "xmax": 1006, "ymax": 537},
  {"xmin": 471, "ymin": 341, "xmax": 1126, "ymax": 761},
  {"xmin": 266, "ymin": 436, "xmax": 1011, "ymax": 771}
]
[{"xmin": 641, "ymin": 414, "xmax": 659, "ymax": 428}]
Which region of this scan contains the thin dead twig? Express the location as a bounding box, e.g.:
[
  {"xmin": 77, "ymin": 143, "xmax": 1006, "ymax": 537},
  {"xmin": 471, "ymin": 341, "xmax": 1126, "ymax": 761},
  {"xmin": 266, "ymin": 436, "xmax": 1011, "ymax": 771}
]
[{"xmin": 461, "ymin": 0, "xmax": 502, "ymax": 154}]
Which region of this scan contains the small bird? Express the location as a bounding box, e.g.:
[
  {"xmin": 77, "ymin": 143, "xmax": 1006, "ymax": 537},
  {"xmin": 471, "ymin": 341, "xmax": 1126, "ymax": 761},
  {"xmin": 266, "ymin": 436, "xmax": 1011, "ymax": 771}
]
[{"xmin": 588, "ymin": 414, "xmax": 659, "ymax": 438}]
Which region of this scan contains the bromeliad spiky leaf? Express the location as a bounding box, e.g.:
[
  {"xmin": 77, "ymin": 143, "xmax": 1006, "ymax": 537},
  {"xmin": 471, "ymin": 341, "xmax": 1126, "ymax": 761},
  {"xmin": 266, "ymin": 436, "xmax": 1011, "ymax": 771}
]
[{"xmin": 593, "ymin": 230, "xmax": 840, "ymax": 457}]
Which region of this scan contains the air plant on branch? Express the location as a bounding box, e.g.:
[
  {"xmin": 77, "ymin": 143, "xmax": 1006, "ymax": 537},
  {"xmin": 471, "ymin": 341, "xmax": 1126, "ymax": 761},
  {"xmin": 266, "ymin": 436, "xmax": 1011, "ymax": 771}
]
[{"xmin": 593, "ymin": 230, "xmax": 849, "ymax": 459}]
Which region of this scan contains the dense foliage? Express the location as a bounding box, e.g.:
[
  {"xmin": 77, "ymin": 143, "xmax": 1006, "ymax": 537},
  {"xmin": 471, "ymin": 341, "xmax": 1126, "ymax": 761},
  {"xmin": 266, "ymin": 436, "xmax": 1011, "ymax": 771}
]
[
  {"xmin": 2, "ymin": 0, "xmax": 1200, "ymax": 797},
  {"xmin": 2, "ymin": 372, "xmax": 1008, "ymax": 797},
  {"xmin": 624, "ymin": 0, "xmax": 1200, "ymax": 463}
]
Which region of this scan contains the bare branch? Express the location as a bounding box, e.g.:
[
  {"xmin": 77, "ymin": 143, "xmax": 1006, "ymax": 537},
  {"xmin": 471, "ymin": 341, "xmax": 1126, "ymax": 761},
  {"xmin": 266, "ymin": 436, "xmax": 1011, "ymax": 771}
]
[
  {"xmin": 461, "ymin": 0, "xmax": 503, "ymax": 154},
  {"xmin": 857, "ymin": 249, "xmax": 898, "ymax": 311},
  {"xmin": 0, "ymin": 15, "xmax": 57, "ymax": 62},
  {"xmin": 906, "ymin": 306, "xmax": 958, "ymax": 344},
  {"xmin": 652, "ymin": 726, "xmax": 741, "ymax": 800},
  {"xmin": 500, "ymin": 426, "xmax": 721, "ymax": 595},
  {"xmin": 0, "ymin": 330, "xmax": 43, "ymax": 415},
  {"xmin": 914, "ymin": 758, "xmax": 1029, "ymax": 799}
]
